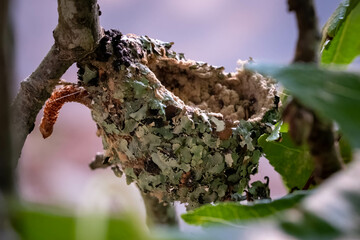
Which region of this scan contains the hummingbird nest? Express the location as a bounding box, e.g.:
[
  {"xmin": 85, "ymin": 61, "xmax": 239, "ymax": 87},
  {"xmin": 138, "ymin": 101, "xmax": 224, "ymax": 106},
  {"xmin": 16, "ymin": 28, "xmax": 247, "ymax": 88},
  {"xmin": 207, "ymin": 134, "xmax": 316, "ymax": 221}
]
[{"xmin": 41, "ymin": 29, "xmax": 279, "ymax": 209}]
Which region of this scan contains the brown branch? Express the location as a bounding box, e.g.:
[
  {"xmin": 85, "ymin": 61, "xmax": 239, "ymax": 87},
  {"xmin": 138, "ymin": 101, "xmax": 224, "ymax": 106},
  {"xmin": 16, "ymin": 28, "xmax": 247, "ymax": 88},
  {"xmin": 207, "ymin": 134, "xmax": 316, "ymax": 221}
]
[
  {"xmin": 288, "ymin": 0, "xmax": 320, "ymax": 62},
  {"xmin": 287, "ymin": 0, "xmax": 343, "ymax": 184},
  {"xmin": 54, "ymin": 0, "xmax": 102, "ymax": 58},
  {"xmin": 11, "ymin": 0, "xmax": 102, "ymax": 160}
]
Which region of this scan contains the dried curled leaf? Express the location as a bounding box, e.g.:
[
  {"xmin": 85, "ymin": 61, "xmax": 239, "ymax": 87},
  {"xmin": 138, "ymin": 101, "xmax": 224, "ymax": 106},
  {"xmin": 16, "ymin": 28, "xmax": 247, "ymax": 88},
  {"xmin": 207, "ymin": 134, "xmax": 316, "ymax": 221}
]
[{"xmin": 39, "ymin": 85, "xmax": 90, "ymax": 138}]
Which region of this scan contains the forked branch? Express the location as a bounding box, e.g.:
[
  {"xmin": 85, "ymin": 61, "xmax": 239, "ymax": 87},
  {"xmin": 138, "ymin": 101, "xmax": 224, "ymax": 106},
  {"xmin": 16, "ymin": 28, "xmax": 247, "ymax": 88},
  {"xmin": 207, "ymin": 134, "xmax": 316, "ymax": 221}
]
[{"xmin": 11, "ymin": 0, "xmax": 102, "ymax": 160}]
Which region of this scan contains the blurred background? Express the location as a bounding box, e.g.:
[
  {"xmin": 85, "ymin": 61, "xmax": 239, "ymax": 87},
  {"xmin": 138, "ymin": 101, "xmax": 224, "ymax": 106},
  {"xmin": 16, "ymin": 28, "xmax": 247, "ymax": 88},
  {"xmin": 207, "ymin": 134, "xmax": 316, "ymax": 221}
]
[{"xmin": 12, "ymin": 0, "xmax": 342, "ymax": 229}]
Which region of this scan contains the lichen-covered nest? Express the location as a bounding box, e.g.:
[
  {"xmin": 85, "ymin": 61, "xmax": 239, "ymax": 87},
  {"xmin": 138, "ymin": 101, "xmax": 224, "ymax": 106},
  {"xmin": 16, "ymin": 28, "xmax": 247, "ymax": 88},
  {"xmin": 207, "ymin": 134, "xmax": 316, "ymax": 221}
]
[{"xmin": 43, "ymin": 29, "xmax": 279, "ymax": 209}]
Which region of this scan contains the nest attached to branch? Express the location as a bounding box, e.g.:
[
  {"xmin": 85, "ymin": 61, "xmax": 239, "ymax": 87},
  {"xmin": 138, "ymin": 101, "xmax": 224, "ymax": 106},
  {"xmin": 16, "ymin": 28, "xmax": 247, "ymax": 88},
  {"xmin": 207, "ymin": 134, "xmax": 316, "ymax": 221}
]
[{"xmin": 41, "ymin": 30, "xmax": 279, "ymax": 209}]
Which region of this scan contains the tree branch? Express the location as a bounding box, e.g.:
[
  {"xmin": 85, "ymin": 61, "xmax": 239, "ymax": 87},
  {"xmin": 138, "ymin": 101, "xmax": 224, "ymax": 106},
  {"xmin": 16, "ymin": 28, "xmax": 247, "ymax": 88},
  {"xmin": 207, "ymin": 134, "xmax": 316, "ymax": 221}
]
[
  {"xmin": 287, "ymin": 0, "xmax": 343, "ymax": 184},
  {"xmin": 11, "ymin": 0, "xmax": 102, "ymax": 160},
  {"xmin": 288, "ymin": 0, "xmax": 320, "ymax": 62},
  {"xmin": 54, "ymin": 0, "xmax": 102, "ymax": 59}
]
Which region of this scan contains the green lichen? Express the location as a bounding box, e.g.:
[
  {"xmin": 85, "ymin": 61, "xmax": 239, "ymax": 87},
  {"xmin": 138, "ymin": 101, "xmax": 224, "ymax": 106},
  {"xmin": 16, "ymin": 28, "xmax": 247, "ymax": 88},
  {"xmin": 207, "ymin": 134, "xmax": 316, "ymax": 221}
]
[{"xmin": 83, "ymin": 65, "xmax": 97, "ymax": 84}]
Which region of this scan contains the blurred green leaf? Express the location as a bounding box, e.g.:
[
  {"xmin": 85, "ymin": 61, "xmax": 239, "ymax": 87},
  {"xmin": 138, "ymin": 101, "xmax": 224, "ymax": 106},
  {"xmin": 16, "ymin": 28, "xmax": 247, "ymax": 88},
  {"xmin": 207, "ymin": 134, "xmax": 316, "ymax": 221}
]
[
  {"xmin": 9, "ymin": 161, "xmax": 360, "ymax": 240},
  {"xmin": 321, "ymin": 0, "xmax": 360, "ymax": 65},
  {"xmin": 105, "ymin": 216, "xmax": 148, "ymax": 240},
  {"xmin": 182, "ymin": 158, "xmax": 360, "ymax": 238},
  {"xmin": 11, "ymin": 204, "xmax": 149, "ymax": 240},
  {"xmin": 339, "ymin": 136, "xmax": 353, "ymax": 163},
  {"xmin": 280, "ymin": 211, "xmax": 341, "ymax": 239},
  {"xmin": 12, "ymin": 206, "xmax": 76, "ymax": 240},
  {"xmin": 321, "ymin": 0, "xmax": 349, "ymax": 42},
  {"xmin": 290, "ymin": 156, "xmax": 360, "ymax": 238},
  {"xmin": 250, "ymin": 64, "xmax": 360, "ymax": 148},
  {"xmin": 181, "ymin": 191, "xmax": 307, "ymax": 226},
  {"xmin": 259, "ymin": 133, "xmax": 314, "ymax": 190},
  {"xmin": 280, "ymin": 122, "xmax": 289, "ymax": 133}
]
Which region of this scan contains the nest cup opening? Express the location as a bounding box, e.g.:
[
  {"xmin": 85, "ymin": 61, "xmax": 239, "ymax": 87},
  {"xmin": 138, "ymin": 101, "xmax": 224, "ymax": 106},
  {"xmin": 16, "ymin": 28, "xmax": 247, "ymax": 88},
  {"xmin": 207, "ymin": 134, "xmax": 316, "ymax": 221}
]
[{"xmin": 147, "ymin": 59, "xmax": 276, "ymax": 123}]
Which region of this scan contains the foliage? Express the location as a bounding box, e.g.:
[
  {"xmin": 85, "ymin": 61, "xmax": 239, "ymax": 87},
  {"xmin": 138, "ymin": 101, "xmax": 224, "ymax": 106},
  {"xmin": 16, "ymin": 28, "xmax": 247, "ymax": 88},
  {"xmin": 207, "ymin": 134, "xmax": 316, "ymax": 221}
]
[
  {"xmin": 339, "ymin": 136, "xmax": 353, "ymax": 164},
  {"xmin": 258, "ymin": 132, "xmax": 314, "ymax": 190},
  {"xmin": 321, "ymin": 0, "xmax": 360, "ymax": 65},
  {"xmin": 181, "ymin": 191, "xmax": 307, "ymax": 226},
  {"xmin": 249, "ymin": 64, "xmax": 360, "ymax": 148},
  {"xmin": 12, "ymin": 158, "xmax": 360, "ymax": 239},
  {"xmin": 11, "ymin": 204, "xmax": 150, "ymax": 240}
]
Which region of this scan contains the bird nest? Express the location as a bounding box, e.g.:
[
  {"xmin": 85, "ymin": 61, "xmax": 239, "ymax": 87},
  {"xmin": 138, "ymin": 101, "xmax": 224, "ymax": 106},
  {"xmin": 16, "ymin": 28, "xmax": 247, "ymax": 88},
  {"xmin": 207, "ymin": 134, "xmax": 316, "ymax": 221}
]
[{"xmin": 41, "ymin": 29, "xmax": 279, "ymax": 209}]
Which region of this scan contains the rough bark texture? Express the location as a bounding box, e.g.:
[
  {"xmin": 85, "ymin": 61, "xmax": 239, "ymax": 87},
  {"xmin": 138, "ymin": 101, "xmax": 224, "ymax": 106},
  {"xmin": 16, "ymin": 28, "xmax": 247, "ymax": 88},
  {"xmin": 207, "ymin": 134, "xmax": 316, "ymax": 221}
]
[
  {"xmin": 287, "ymin": 0, "xmax": 343, "ymax": 184},
  {"xmin": 54, "ymin": 0, "xmax": 102, "ymax": 58},
  {"xmin": 42, "ymin": 30, "xmax": 278, "ymax": 209},
  {"xmin": 288, "ymin": 0, "xmax": 320, "ymax": 63},
  {"xmin": 11, "ymin": 0, "xmax": 102, "ymax": 160}
]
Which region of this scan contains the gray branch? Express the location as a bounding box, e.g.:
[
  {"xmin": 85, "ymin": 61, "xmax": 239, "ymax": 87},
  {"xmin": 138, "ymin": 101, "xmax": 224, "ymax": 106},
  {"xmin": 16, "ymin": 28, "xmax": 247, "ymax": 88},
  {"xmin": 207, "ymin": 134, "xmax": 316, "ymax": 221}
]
[
  {"xmin": 288, "ymin": 0, "xmax": 320, "ymax": 63},
  {"xmin": 11, "ymin": 0, "xmax": 102, "ymax": 160}
]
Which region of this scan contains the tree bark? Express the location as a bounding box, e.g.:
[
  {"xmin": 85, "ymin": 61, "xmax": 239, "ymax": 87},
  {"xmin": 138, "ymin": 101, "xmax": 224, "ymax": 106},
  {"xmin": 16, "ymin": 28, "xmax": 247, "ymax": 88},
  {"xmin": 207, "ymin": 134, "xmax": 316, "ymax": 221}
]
[{"xmin": 11, "ymin": 0, "xmax": 102, "ymax": 161}]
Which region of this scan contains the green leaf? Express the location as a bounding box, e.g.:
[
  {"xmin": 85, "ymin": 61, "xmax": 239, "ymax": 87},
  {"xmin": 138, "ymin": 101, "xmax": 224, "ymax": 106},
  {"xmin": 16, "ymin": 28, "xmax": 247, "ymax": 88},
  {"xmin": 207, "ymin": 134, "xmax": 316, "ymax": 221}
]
[
  {"xmin": 182, "ymin": 157, "xmax": 360, "ymax": 238},
  {"xmin": 320, "ymin": 0, "xmax": 356, "ymax": 44},
  {"xmin": 181, "ymin": 191, "xmax": 307, "ymax": 226},
  {"xmin": 12, "ymin": 206, "xmax": 76, "ymax": 240},
  {"xmin": 280, "ymin": 122, "xmax": 289, "ymax": 133},
  {"xmin": 259, "ymin": 133, "xmax": 314, "ymax": 190},
  {"xmin": 280, "ymin": 211, "xmax": 341, "ymax": 239},
  {"xmin": 288, "ymin": 155, "xmax": 360, "ymax": 237},
  {"xmin": 11, "ymin": 204, "xmax": 149, "ymax": 240},
  {"xmin": 250, "ymin": 63, "xmax": 360, "ymax": 148},
  {"xmin": 321, "ymin": 0, "xmax": 360, "ymax": 65}
]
